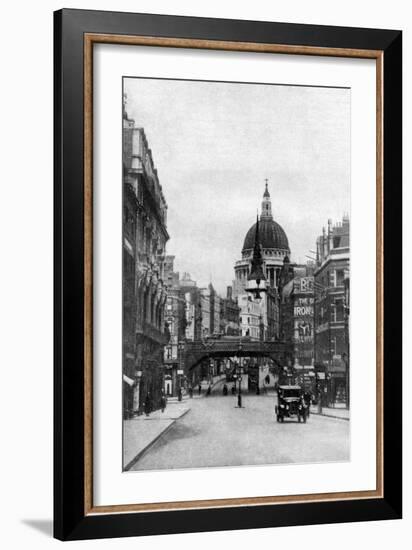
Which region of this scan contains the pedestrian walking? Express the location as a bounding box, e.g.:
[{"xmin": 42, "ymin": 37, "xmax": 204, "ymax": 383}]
[
  {"xmin": 303, "ymin": 391, "xmax": 312, "ymax": 417},
  {"xmin": 178, "ymin": 387, "xmax": 182, "ymax": 402},
  {"xmin": 144, "ymin": 392, "xmax": 152, "ymax": 417},
  {"xmin": 160, "ymin": 390, "xmax": 167, "ymax": 413},
  {"xmin": 223, "ymin": 383, "xmax": 228, "ymax": 396},
  {"xmin": 188, "ymin": 386, "xmax": 193, "ymax": 398},
  {"xmin": 198, "ymin": 383, "xmax": 202, "ymax": 395},
  {"xmin": 206, "ymin": 384, "xmax": 211, "ymax": 396},
  {"xmin": 231, "ymin": 384, "xmax": 236, "ymax": 395}
]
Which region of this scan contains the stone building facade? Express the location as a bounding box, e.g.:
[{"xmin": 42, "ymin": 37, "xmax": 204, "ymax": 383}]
[
  {"xmin": 163, "ymin": 256, "xmax": 187, "ymax": 397},
  {"xmin": 181, "ymin": 275, "xmax": 203, "ymax": 343},
  {"xmin": 314, "ymin": 216, "xmax": 350, "ymax": 405},
  {"xmin": 237, "ymin": 295, "xmax": 263, "ymax": 340},
  {"xmin": 279, "ymin": 261, "xmax": 315, "ymax": 387},
  {"xmin": 122, "ymin": 106, "xmax": 169, "ymax": 417},
  {"xmin": 220, "ymin": 287, "xmax": 241, "ymax": 336}
]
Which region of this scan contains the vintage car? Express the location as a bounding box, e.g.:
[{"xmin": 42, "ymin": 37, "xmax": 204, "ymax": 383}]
[{"xmin": 275, "ymin": 385, "xmax": 308, "ymax": 423}]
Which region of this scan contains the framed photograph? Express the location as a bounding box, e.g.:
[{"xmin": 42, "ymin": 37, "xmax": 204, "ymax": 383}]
[{"xmin": 54, "ymin": 8, "xmax": 402, "ymax": 541}]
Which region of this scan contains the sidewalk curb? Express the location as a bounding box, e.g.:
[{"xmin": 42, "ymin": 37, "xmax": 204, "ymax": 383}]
[
  {"xmin": 124, "ymin": 408, "xmax": 190, "ymax": 471},
  {"xmin": 310, "ymin": 411, "xmax": 350, "ymax": 421}
]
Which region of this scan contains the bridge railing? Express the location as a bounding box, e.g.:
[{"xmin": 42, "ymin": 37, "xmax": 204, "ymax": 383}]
[{"xmin": 181, "ymin": 338, "xmax": 291, "ymax": 371}]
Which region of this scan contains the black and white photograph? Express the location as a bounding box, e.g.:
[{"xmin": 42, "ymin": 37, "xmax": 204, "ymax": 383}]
[
  {"xmin": 0, "ymin": 0, "xmax": 405, "ymax": 546},
  {"xmin": 122, "ymin": 77, "xmax": 351, "ymax": 472}
]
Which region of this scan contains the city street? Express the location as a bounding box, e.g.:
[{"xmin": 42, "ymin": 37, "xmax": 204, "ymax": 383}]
[
  {"xmin": 123, "ymin": 79, "xmax": 352, "ymax": 475},
  {"xmin": 131, "ymin": 391, "xmax": 349, "ymax": 471}
]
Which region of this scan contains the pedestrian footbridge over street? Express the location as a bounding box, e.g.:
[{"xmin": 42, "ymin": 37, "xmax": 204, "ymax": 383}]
[{"xmin": 182, "ymin": 337, "xmax": 290, "ymax": 372}]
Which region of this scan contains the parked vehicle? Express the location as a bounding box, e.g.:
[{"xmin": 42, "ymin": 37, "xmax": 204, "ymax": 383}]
[{"xmin": 275, "ymin": 385, "xmax": 308, "ymax": 423}]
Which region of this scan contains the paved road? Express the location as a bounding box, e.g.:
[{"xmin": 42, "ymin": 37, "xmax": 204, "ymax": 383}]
[{"xmin": 131, "ymin": 393, "xmax": 349, "ymax": 471}]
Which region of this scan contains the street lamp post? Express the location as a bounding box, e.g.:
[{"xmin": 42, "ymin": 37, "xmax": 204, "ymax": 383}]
[
  {"xmin": 133, "ymin": 369, "xmax": 143, "ymax": 416},
  {"xmin": 233, "ymin": 365, "xmax": 243, "ymax": 408},
  {"xmin": 177, "ymin": 340, "xmax": 185, "ymax": 401},
  {"xmin": 246, "ymin": 215, "xmax": 267, "ymax": 303},
  {"xmin": 315, "ymin": 370, "xmax": 324, "ymax": 415},
  {"xmin": 237, "ymin": 371, "xmax": 242, "ymax": 408},
  {"xmin": 234, "ymin": 338, "xmax": 243, "ymax": 408}
]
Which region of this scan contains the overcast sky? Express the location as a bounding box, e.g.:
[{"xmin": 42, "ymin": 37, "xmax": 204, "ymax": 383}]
[{"xmin": 124, "ymin": 77, "xmax": 350, "ymax": 295}]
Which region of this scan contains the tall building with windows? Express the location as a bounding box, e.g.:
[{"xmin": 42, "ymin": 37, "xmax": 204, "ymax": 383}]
[
  {"xmin": 179, "ymin": 274, "xmax": 203, "ymax": 342},
  {"xmin": 314, "ymin": 216, "xmax": 350, "ymax": 404},
  {"xmin": 279, "ymin": 261, "xmax": 315, "ymax": 385},
  {"xmin": 200, "ymin": 287, "xmax": 211, "ymax": 338},
  {"xmin": 233, "ymin": 182, "xmax": 285, "ymax": 340},
  {"xmin": 220, "ymin": 287, "xmax": 241, "ymax": 336},
  {"xmin": 207, "ymin": 283, "xmax": 221, "ymax": 336},
  {"xmin": 163, "ymin": 256, "xmax": 187, "ymax": 397},
  {"xmin": 122, "ymin": 103, "xmax": 169, "ymax": 417}
]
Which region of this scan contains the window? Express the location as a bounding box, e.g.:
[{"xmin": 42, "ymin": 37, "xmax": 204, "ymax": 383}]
[
  {"xmin": 330, "ymin": 303, "xmax": 337, "ymax": 323},
  {"xmin": 333, "ymin": 236, "xmax": 341, "ymax": 248},
  {"xmin": 336, "ymin": 269, "xmax": 345, "ymax": 286},
  {"xmin": 320, "ymin": 306, "xmax": 325, "ymax": 323},
  {"xmin": 336, "ymin": 299, "xmax": 344, "ymax": 321},
  {"xmin": 330, "ymin": 337, "xmax": 336, "ymax": 356}
]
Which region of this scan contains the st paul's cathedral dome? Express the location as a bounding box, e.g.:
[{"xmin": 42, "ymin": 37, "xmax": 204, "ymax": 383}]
[{"xmin": 233, "ymin": 182, "xmax": 291, "ymax": 293}]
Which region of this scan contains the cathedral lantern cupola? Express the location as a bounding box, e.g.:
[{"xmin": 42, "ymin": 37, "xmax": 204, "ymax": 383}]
[{"xmin": 261, "ymin": 179, "xmax": 273, "ymax": 219}]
